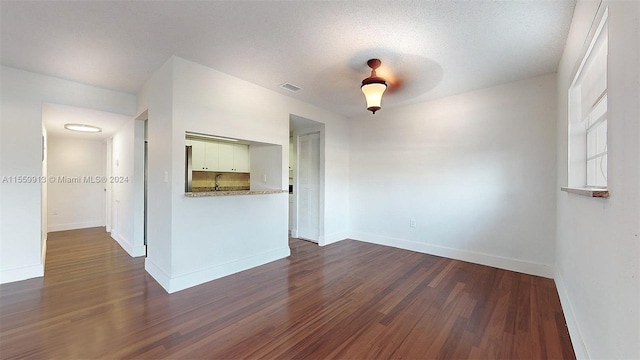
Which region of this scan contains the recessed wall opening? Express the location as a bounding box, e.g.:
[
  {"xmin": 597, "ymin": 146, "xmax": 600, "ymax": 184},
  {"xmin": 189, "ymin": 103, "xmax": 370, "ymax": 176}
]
[{"xmin": 183, "ymin": 131, "xmax": 283, "ymax": 193}]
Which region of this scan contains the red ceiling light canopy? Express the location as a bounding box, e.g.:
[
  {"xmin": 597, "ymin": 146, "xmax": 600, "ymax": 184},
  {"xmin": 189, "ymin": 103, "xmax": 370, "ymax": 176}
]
[{"xmin": 361, "ymin": 59, "xmax": 388, "ymax": 114}]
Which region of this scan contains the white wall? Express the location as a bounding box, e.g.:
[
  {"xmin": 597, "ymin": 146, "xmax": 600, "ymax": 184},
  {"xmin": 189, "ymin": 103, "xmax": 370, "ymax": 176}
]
[
  {"xmin": 250, "ymin": 144, "xmax": 283, "ymax": 191},
  {"xmin": 137, "ymin": 58, "xmax": 175, "ymax": 284},
  {"xmin": 349, "ymin": 74, "xmax": 558, "ymax": 277},
  {"xmin": 555, "ymin": 1, "xmax": 640, "ymax": 359},
  {"xmin": 110, "ymin": 118, "xmax": 146, "ymax": 257},
  {"xmin": 138, "ymin": 57, "xmax": 350, "ymax": 293},
  {"xmin": 47, "ymin": 137, "xmax": 105, "ymax": 231},
  {"xmin": 0, "ymin": 66, "xmax": 136, "ymax": 284}
]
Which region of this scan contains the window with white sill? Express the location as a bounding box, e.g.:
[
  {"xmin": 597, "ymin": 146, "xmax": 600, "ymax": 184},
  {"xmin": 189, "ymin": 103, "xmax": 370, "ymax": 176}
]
[{"xmin": 568, "ymin": 8, "xmax": 608, "ymax": 190}]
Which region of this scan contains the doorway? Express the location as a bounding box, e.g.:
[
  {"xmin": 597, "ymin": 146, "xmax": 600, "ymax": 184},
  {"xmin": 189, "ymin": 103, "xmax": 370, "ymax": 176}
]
[
  {"xmin": 41, "ymin": 103, "xmax": 146, "ymax": 264},
  {"xmin": 289, "ymin": 115, "xmax": 325, "ymax": 244},
  {"xmin": 42, "ymin": 104, "xmax": 124, "ymax": 236}
]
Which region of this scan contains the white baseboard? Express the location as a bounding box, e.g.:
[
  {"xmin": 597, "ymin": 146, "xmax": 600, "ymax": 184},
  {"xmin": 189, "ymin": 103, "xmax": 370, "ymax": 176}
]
[
  {"xmin": 48, "ymin": 220, "xmax": 104, "ymax": 232},
  {"xmin": 349, "ymin": 232, "xmax": 554, "ymax": 278},
  {"xmin": 321, "ymin": 231, "xmax": 348, "ymax": 246},
  {"xmin": 144, "ymin": 258, "xmax": 171, "ymax": 291},
  {"xmin": 111, "ymin": 233, "xmax": 146, "ymax": 257},
  {"xmin": 554, "ymin": 268, "xmax": 589, "ymax": 359},
  {"xmin": 0, "ymin": 264, "xmax": 44, "ymax": 284},
  {"xmin": 146, "ymin": 247, "xmax": 291, "ymax": 294}
]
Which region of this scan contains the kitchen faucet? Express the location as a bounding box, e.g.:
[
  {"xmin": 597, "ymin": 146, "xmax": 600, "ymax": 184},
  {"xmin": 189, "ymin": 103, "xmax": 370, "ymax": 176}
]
[{"xmin": 215, "ymin": 174, "xmax": 223, "ymax": 191}]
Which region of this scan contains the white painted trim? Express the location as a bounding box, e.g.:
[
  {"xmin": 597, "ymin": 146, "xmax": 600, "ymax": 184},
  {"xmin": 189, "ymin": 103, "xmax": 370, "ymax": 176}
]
[
  {"xmin": 167, "ymin": 247, "xmax": 290, "ymax": 293},
  {"xmin": 321, "ymin": 231, "xmax": 348, "ymax": 246},
  {"xmin": 48, "ymin": 220, "xmax": 104, "ymax": 232},
  {"xmin": 147, "ymin": 247, "xmax": 291, "ymax": 294},
  {"xmin": 555, "ymin": 268, "xmax": 590, "ymax": 359},
  {"xmin": 41, "ymin": 235, "xmax": 47, "ymax": 266},
  {"xmin": 144, "ymin": 258, "xmax": 171, "ymax": 292},
  {"xmin": 105, "ymin": 137, "xmax": 113, "ymax": 233},
  {"xmin": 112, "ymin": 233, "xmax": 146, "ymax": 257},
  {"xmin": 132, "ymin": 245, "xmax": 146, "ymax": 257},
  {"xmin": 350, "ymin": 232, "xmax": 554, "ymax": 278},
  {"xmin": 0, "ymin": 264, "xmax": 44, "ymax": 284}
]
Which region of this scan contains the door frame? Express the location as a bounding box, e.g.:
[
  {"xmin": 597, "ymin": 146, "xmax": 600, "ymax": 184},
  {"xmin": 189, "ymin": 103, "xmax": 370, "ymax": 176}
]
[{"xmin": 291, "ymin": 122, "xmax": 325, "ymax": 244}]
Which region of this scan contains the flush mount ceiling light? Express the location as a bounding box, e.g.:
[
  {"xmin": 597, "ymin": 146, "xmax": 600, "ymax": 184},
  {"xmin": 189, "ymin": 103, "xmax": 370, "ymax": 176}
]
[
  {"xmin": 361, "ymin": 59, "xmax": 388, "ymax": 114},
  {"xmin": 64, "ymin": 123, "xmax": 102, "ymax": 133}
]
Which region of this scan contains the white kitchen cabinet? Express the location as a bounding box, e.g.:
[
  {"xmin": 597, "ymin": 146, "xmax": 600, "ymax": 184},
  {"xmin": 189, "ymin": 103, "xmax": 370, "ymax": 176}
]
[
  {"xmin": 205, "ymin": 143, "xmax": 219, "ymax": 170},
  {"xmin": 218, "ymin": 143, "xmax": 234, "ymax": 171},
  {"xmin": 218, "ymin": 143, "xmax": 250, "ymax": 172},
  {"xmin": 191, "ymin": 140, "xmax": 205, "ymax": 170},
  {"xmin": 190, "ymin": 140, "xmax": 219, "ymax": 171},
  {"xmin": 233, "ymin": 144, "xmax": 250, "ymax": 172}
]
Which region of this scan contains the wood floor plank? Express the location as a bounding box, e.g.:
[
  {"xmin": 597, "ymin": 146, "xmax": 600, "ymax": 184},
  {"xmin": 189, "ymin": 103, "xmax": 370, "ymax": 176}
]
[{"xmin": 0, "ymin": 227, "xmax": 575, "ymax": 359}]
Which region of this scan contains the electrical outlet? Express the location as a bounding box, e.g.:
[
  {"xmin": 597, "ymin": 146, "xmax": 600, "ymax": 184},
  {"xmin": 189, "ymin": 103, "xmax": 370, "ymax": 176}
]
[
  {"xmin": 410, "ymin": 218, "xmax": 416, "ymax": 228},
  {"xmin": 263, "ymin": 174, "xmax": 267, "ymax": 182}
]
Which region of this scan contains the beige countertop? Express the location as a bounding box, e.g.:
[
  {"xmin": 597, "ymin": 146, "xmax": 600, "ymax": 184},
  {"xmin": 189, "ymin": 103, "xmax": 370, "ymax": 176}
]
[{"xmin": 185, "ymin": 189, "xmax": 288, "ymax": 197}]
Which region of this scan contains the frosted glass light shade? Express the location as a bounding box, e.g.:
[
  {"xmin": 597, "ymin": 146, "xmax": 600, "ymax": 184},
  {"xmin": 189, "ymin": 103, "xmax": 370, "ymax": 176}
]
[
  {"xmin": 361, "ymin": 83, "xmax": 387, "ymax": 114},
  {"xmin": 64, "ymin": 123, "xmax": 102, "ymax": 133}
]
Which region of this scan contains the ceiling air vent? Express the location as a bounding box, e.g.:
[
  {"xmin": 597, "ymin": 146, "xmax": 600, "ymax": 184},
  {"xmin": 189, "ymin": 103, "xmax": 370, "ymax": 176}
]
[{"xmin": 280, "ymin": 82, "xmax": 302, "ymax": 92}]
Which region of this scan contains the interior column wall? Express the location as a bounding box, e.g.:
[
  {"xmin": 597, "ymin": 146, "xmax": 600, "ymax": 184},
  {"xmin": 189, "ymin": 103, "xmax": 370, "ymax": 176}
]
[
  {"xmin": 137, "ymin": 58, "xmax": 175, "ymax": 285},
  {"xmin": 110, "ymin": 118, "xmax": 146, "ymax": 257},
  {"xmin": 137, "ymin": 56, "xmax": 350, "ymax": 293}
]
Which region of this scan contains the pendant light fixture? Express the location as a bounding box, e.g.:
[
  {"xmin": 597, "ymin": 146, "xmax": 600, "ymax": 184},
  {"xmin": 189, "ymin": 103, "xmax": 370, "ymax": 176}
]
[{"xmin": 361, "ymin": 59, "xmax": 387, "ymax": 114}]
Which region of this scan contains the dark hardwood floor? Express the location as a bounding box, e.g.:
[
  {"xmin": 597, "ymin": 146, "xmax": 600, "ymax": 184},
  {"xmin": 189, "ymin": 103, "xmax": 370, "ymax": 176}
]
[{"xmin": 0, "ymin": 227, "xmax": 575, "ymax": 359}]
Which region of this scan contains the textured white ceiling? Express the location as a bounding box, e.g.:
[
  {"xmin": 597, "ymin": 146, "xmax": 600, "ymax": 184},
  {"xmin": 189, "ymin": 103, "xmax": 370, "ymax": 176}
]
[
  {"xmin": 43, "ymin": 103, "xmax": 130, "ymax": 140},
  {"xmin": 1, "ymin": 1, "xmax": 575, "ymax": 117}
]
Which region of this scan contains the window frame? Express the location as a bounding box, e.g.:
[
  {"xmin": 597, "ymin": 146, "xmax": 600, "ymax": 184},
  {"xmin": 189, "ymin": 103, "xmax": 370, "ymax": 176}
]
[{"xmin": 564, "ymin": 6, "xmax": 609, "ymax": 197}]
